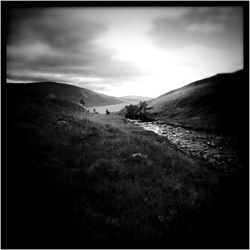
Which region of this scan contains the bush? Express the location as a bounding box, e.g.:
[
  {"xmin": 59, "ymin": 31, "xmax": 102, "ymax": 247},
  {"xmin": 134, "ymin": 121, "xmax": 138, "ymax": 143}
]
[
  {"xmin": 125, "ymin": 104, "xmax": 138, "ymax": 119},
  {"xmin": 125, "ymin": 101, "xmax": 151, "ymax": 121},
  {"xmin": 80, "ymin": 99, "xmax": 85, "ymax": 106}
]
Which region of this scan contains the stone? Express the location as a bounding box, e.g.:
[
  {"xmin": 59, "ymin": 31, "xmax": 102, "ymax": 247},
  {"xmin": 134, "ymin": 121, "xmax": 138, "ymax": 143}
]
[
  {"xmin": 158, "ymin": 215, "xmax": 165, "ymax": 223},
  {"xmin": 131, "ymin": 153, "xmax": 148, "ymax": 159},
  {"xmin": 47, "ymin": 93, "xmax": 56, "ymax": 99},
  {"xmin": 57, "ymin": 120, "xmax": 68, "ymax": 125}
]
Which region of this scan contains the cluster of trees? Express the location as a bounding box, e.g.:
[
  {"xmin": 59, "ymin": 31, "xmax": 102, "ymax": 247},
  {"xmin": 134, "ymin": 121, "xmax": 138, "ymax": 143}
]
[{"xmin": 125, "ymin": 101, "xmax": 151, "ymax": 121}]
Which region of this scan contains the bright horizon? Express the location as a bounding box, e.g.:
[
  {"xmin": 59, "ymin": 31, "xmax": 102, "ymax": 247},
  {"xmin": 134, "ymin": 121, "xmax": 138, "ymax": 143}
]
[{"xmin": 7, "ymin": 7, "xmax": 243, "ymax": 98}]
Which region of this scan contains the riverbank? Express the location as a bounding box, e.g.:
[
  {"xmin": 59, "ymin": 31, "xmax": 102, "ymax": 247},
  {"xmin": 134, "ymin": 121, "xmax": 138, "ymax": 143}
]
[{"xmin": 128, "ymin": 119, "xmax": 241, "ymax": 174}]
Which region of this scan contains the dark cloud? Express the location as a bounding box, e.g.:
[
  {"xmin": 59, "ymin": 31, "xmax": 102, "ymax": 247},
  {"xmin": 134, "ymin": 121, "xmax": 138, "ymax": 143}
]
[
  {"xmin": 150, "ymin": 7, "xmax": 243, "ymax": 49},
  {"xmin": 8, "ymin": 8, "xmax": 105, "ymax": 52},
  {"xmin": 7, "ymin": 8, "xmax": 144, "ymax": 86}
]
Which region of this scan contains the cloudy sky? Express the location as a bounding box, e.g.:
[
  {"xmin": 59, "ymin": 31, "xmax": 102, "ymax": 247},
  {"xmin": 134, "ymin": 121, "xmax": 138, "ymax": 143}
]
[{"xmin": 7, "ymin": 7, "xmax": 243, "ymax": 97}]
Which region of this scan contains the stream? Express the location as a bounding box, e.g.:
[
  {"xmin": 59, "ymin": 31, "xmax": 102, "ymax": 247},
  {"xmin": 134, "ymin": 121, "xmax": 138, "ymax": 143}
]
[{"xmin": 128, "ymin": 119, "xmax": 241, "ymax": 173}]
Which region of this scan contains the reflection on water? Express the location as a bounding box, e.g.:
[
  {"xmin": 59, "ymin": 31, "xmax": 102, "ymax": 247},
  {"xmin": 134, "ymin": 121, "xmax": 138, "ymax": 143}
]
[{"xmin": 90, "ymin": 101, "xmax": 138, "ymax": 114}]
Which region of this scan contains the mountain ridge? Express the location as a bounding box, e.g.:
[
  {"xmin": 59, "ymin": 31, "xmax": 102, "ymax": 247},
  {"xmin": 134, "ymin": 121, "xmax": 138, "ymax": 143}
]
[
  {"xmin": 7, "ymin": 81, "xmax": 124, "ymax": 108},
  {"xmin": 120, "ymin": 95, "xmax": 152, "ymax": 101},
  {"xmin": 147, "ymin": 69, "xmax": 247, "ymax": 135},
  {"xmin": 150, "ymin": 70, "xmax": 243, "ymax": 101}
]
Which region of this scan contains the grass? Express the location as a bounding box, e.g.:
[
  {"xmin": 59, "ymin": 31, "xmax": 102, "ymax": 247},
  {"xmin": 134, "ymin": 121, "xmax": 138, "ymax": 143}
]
[
  {"xmin": 148, "ymin": 70, "xmax": 249, "ymax": 137},
  {"xmin": 3, "ymin": 90, "xmax": 248, "ymax": 248}
]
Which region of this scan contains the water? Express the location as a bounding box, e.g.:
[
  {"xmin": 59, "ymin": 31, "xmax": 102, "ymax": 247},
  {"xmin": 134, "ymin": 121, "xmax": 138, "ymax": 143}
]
[
  {"xmin": 128, "ymin": 119, "xmax": 239, "ymax": 173},
  {"xmin": 90, "ymin": 101, "xmax": 139, "ymax": 114},
  {"xmin": 128, "ymin": 119, "xmax": 166, "ymax": 135}
]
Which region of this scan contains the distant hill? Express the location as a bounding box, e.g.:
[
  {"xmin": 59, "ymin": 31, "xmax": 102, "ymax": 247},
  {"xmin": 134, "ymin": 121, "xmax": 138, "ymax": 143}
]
[
  {"xmin": 147, "ymin": 70, "xmax": 248, "ymax": 135},
  {"xmin": 6, "ymin": 81, "xmax": 124, "ymax": 107},
  {"xmin": 120, "ymin": 96, "xmax": 152, "ymax": 102}
]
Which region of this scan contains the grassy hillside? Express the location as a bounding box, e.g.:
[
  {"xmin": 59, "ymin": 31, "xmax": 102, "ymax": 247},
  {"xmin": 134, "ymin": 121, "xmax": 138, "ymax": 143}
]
[
  {"xmin": 120, "ymin": 96, "xmax": 152, "ymax": 102},
  {"xmin": 3, "ymin": 83, "xmax": 248, "ymax": 248},
  {"xmin": 148, "ymin": 70, "xmax": 248, "ymax": 135},
  {"xmin": 7, "ymin": 81, "xmax": 124, "ymax": 107}
]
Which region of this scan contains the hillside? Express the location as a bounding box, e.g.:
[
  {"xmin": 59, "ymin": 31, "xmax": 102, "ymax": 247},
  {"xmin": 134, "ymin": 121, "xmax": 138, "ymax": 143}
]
[
  {"xmin": 147, "ymin": 70, "xmax": 248, "ymax": 135},
  {"xmin": 1, "ymin": 83, "xmax": 220, "ymax": 247},
  {"xmin": 3, "ymin": 76, "xmax": 248, "ymax": 248},
  {"xmin": 7, "ymin": 81, "xmax": 124, "ymax": 107},
  {"xmin": 120, "ymin": 96, "xmax": 152, "ymax": 102}
]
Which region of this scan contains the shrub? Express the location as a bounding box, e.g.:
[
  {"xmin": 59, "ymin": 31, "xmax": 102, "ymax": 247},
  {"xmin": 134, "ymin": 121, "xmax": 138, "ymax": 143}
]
[
  {"xmin": 125, "ymin": 104, "xmax": 138, "ymax": 119},
  {"xmin": 125, "ymin": 101, "xmax": 151, "ymax": 121},
  {"xmin": 80, "ymin": 99, "xmax": 85, "ymax": 106}
]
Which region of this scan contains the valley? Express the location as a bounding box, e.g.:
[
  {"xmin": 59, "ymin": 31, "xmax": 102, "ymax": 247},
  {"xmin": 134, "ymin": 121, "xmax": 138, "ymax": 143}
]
[
  {"xmin": 5, "ymin": 93, "xmax": 222, "ymax": 248},
  {"xmin": 4, "ymin": 4, "xmax": 248, "ymax": 249},
  {"xmin": 90, "ymin": 100, "xmax": 139, "ymax": 114},
  {"xmin": 3, "ymin": 70, "xmax": 248, "ymax": 248}
]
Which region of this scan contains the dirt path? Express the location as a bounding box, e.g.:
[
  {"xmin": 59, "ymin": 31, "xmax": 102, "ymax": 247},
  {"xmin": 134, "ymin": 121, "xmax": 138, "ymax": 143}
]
[{"xmin": 128, "ymin": 119, "xmax": 241, "ymax": 173}]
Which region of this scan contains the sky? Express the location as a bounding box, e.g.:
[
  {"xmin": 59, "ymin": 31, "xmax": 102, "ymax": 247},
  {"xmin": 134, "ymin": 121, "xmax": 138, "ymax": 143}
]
[{"xmin": 7, "ymin": 7, "xmax": 243, "ymax": 97}]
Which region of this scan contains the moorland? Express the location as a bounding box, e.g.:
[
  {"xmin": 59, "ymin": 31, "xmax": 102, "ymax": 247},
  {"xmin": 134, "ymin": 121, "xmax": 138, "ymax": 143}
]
[{"xmin": 2, "ymin": 70, "xmax": 249, "ymax": 248}]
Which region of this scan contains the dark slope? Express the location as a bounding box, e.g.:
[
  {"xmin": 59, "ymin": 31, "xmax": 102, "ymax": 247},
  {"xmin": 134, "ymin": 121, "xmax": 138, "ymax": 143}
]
[
  {"xmin": 148, "ymin": 70, "xmax": 248, "ymax": 135},
  {"xmin": 7, "ymin": 81, "xmax": 123, "ymax": 107}
]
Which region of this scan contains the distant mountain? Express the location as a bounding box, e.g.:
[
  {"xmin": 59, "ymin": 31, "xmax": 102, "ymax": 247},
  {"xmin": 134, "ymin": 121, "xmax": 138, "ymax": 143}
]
[
  {"xmin": 6, "ymin": 81, "xmax": 124, "ymax": 107},
  {"xmin": 120, "ymin": 96, "xmax": 152, "ymax": 102},
  {"xmin": 147, "ymin": 70, "xmax": 248, "ymax": 135}
]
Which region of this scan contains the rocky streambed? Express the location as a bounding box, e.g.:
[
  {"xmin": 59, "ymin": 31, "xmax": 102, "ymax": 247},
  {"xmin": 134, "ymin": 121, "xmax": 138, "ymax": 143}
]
[{"xmin": 128, "ymin": 119, "xmax": 241, "ymax": 173}]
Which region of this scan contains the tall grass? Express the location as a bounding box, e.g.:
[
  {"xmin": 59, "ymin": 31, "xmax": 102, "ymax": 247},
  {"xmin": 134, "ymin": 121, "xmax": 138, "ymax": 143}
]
[{"xmin": 4, "ymin": 95, "xmax": 247, "ymax": 248}]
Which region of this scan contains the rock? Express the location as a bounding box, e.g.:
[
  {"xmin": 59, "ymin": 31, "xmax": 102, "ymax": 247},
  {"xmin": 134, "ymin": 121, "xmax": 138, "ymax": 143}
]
[
  {"xmin": 57, "ymin": 120, "xmax": 68, "ymax": 125},
  {"xmin": 209, "ymin": 158, "xmax": 216, "ymax": 164},
  {"xmin": 158, "ymin": 215, "xmax": 165, "ymax": 223},
  {"xmin": 60, "ymin": 141, "xmax": 69, "ymax": 146},
  {"xmin": 105, "ymin": 217, "xmax": 120, "ymax": 227},
  {"xmin": 47, "ymin": 93, "xmax": 56, "ymax": 99},
  {"xmin": 131, "ymin": 153, "xmax": 148, "ymax": 159}
]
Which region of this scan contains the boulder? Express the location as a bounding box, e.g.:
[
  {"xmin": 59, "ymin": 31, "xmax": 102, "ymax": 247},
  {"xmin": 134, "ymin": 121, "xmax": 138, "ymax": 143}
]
[{"xmin": 131, "ymin": 153, "xmax": 148, "ymax": 160}]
